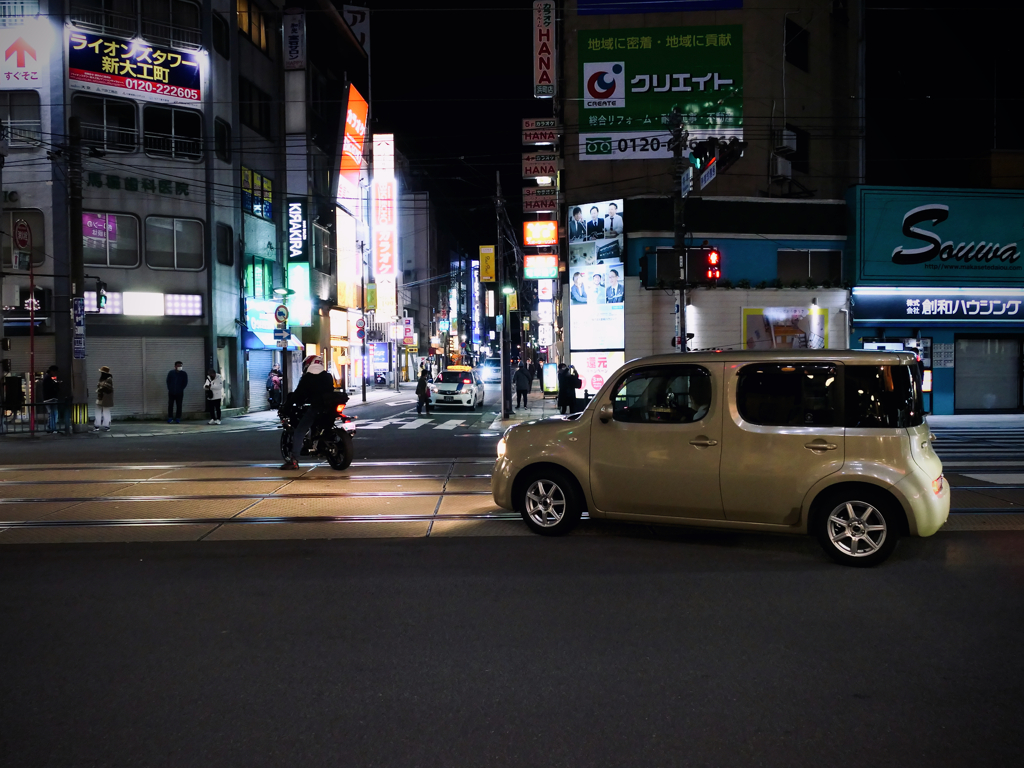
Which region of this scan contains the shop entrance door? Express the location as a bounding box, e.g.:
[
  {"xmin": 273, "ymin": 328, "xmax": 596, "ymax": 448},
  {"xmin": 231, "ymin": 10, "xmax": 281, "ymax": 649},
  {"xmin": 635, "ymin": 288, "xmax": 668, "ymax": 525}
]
[{"xmin": 954, "ymin": 336, "xmax": 1023, "ymax": 413}]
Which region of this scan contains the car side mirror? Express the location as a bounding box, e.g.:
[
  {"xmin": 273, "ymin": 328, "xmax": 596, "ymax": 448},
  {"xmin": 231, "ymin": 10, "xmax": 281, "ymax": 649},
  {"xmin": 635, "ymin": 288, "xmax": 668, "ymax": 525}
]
[{"xmin": 599, "ymin": 404, "xmax": 614, "ymax": 423}]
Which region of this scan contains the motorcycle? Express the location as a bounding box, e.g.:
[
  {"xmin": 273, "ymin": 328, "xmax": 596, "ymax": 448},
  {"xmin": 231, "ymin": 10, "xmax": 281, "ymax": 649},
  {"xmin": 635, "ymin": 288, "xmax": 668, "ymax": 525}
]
[{"xmin": 278, "ymin": 392, "xmax": 356, "ymax": 470}]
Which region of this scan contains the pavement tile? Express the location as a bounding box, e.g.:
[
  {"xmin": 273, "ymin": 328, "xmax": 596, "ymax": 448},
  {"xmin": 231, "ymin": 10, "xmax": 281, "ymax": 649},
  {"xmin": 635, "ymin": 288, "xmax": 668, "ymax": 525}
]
[
  {"xmin": 305, "ymin": 463, "xmax": 449, "ymax": 478},
  {"xmin": 238, "ymin": 495, "xmax": 440, "ymax": 518},
  {"xmin": 103, "ymin": 481, "xmax": 289, "ymax": 497},
  {"xmin": 0, "ymin": 482, "xmax": 137, "ymax": 500},
  {"xmin": 0, "ymin": 469, "xmax": 167, "ymax": 482},
  {"xmin": 437, "ymin": 495, "xmax": 507, "ymax": 516},
  {"xmin": 943, "ymin": 513, "xmax": 1024, "ymax": 531},
  {"xmin": 444, "ymin": 478, "xmax": 493, "ymax": 493},
  {"xmin": 430, "ymin": 519, "xmax": 530, "ymax": 537},
  {"xmin": 39, "ymin": 498, "xmax": 257, "ymax": 521},
  {"xmin": 154, "ymin": 467, "xmax": 312, "ymax": 480},
  {"xmin": 0, "ymin": 502, "xmax": 85, "ymax": 522},
  {"xmin": 949, "ymin": 489, "xmax": 1022, "ymax": 509},
  {"xmin": 202, "ymin": 520, "xmax": 430, "ymax": 540},
  {"xmin": 274, "ymin": 479, "xmax": 444, "ymax": 495},
  {"xmin": 0, "ymin": 524, "xmax": 216, "ymax": 544}
]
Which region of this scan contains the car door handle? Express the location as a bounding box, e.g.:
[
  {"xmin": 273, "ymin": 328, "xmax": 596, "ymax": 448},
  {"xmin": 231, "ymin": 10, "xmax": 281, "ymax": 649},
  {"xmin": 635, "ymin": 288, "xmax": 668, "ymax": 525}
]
[
  {"xmin": 689, "ymin": 438, "xmax": 718, "ymax": 447},
  {"xmin": 804, "ymin": 441, "xmax": 838, "ymax": 451}
]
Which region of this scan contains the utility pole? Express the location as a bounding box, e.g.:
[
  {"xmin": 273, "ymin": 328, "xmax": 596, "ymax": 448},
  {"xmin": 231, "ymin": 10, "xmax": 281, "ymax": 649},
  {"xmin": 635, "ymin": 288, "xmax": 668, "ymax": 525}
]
[
  {"xmin": 0, "ymin": 125, "xmax": 7, "ymax": 425},
  {"xmin": 68, "ymin": 117, "xmax": 87, "ymax": 423},
  {"xmin": 496, "ymin": 170, "xmax": 509, "ymax": 418},
  {"xmin": 668, "ymin": 107, "xmax": 689, "ymax": 353},
  {"xmin": 360, "ymin": 241, "xmax": 367, "ymax": 402}
]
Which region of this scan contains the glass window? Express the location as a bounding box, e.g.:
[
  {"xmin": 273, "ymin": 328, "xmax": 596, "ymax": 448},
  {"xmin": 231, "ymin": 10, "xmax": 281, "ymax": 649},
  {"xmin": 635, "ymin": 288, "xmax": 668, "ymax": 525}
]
[
  {"xmin": 69, "ymin": 0, "xmax": 138, "ymax": 38},
  {"xmin": 82, "ymin": 212, "xmax": 139, "ymax": 267},
  {"xmin": 237, "ymin": 0, "xmax": 268, "ymax": 54},
  {"xmin": 437, "ymin": 372, "xmax": 473, "ymax": 384},
  {"xmin": 143, "ymin": 106, "xmax": 202, "ymax": 160},
  {"xmin": 72, "ymin": 94, "xmax": 137, "ymax": 152},
  {"xmin": 0, "ymin": 90, "xmax": 41, "ymax": 145},
  {"xmin": 611, "ymin": 365, "xmax": 713, "ymax": 424},
  {"xmin": 239, "ymin": 77, "xmax": 272, "ymax": 138},
  {"xmin": 216, "ymin": 223, "xmax": 234, "ymax": 267},
  {"xmin": 2, "ymin": 209, "xmax": 46, "ymax": 268},
  {"xmin": 784, "ymin": 123, "xmax": 810, "ymax": 174},
  {"xmin": 140, "ymin": 0, "xmax": 201, "ymax": 48},
  {"xmin": 313, "ymin": 224, "xmax": 331, "ymax": 274},
  {"xmin": 777, "ymin": 250, "xmax": 842, "ymax": 284},
  {"xmin": 211, "ymin": 12, "xmax": 230, "ymax": 58},
  {"xmin": 846, "ymin": 365, "xmax": 925, "ymax": 427},
  {"xmin": 145, "ymin": 217, "xmax": 203, "ymax": 270},
  {"xmin": 214, "ymin": 118, "xmax": 231, "ymax": 163},
  {"xmin": 785, "ymin": 18, "xmax": 809, "ymax": 72},
  {"xmin": 737, "ymin": 363, "xmax": 839, "ymax": 427}
]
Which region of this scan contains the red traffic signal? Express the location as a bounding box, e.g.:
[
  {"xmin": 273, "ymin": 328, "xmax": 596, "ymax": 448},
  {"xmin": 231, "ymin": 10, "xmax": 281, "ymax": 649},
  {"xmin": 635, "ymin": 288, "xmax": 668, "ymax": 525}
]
[{"xmin": 705, "ymin": 249, "xmax": 721, "ymax": 281}]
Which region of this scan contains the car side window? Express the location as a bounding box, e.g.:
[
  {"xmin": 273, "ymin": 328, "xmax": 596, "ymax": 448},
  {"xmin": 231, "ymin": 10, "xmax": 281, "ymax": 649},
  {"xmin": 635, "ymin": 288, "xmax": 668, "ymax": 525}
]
[
  {"xmin": 736, "ymin": 363, "xmax": 838, "ymax": 427},
  {"xmin": 611, "ymin": 365, "xmax": 712, "ymax": 424}
]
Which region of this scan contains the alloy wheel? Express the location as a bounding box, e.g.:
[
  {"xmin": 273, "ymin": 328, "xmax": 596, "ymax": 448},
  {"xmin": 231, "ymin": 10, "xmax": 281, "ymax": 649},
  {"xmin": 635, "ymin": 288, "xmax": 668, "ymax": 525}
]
[
  {"xmin": 826, "ymin": 500, "xmax": 888, "ymax": 557},
  {"xmin": 524, "ymin": 478, "xmax": 567, "ymax": 528}
]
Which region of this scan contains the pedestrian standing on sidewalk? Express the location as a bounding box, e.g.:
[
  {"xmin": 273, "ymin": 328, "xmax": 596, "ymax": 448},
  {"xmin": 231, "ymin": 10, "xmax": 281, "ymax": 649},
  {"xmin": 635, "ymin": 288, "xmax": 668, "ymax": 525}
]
[
  {"xmin": 166, "ymin": 361, "xmax": 188, "ymax": 423},
  {"xmin": 514, "ymin": 362, "xmax": 532, "ymax": 408},
  {"xmin": 93, "ymin": 366, "xmax": 113, "ymax": 432},
  {"xmin": 205, "ymin": 369, "xmax": 224, "ymax": 424},
  {"xmin": 415, "ymin": 369, "xmax": 432, "ymax": 415},
  {"xmin": 42, "ymin": 365, "xmax": 62, "ymax": 434},
  {"xmin": 557, "ymin": 363, "xmax": 573, "ymax": 415},
  {"xmin": 502, "ymin": 363, "xmax": 514, "ymax": 417},
  {"xmin": 531, "ymin": 358, "xmax": 543, "ymax": 391}
]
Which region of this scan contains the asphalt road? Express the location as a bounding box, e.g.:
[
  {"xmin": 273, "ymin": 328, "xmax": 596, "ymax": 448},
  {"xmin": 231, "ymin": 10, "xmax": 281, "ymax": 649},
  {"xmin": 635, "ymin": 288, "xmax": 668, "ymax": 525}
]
[{"xmin": 2, "ymin": 532, "xmax": 1023, "ymax": 767}]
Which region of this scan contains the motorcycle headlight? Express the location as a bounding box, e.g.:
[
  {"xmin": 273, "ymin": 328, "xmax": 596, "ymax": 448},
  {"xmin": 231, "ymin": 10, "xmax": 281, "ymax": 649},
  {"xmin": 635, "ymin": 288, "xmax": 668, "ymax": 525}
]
[{"xmin": 496, "ymin": 437, "xmax": 507, "ymax": 459}]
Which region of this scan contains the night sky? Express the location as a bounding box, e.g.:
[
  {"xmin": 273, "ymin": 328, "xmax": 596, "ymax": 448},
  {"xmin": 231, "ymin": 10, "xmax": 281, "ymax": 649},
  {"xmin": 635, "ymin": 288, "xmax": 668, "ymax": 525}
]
[{"xmin": 368, "ymin": 0, "xmax": 1022, "ymax": 254}]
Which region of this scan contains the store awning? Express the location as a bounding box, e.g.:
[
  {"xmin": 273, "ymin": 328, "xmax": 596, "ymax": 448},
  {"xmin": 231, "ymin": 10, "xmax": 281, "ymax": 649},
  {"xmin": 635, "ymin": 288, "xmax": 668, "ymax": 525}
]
[{"xmin": 242, "ymin": 329, "xmax": 303, "ymax": 351}]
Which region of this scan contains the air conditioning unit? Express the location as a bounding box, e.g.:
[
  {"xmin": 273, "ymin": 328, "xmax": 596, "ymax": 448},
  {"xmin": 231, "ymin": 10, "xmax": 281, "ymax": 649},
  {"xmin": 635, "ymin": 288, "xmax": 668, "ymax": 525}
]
[
  {"xmin": 774, "ymin": 129, "xmax": 797, "ymax": 157},
  {"xmin": 773, "ymin": 155, "xmax": 792, "ymax": 179}
]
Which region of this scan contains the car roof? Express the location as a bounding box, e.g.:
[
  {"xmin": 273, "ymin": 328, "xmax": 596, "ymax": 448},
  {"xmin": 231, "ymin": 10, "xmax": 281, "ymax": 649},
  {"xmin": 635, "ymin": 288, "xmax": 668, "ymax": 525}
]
[{"xmin": 624, "ymin": 350, "xmax": 918, "ymax": 366}]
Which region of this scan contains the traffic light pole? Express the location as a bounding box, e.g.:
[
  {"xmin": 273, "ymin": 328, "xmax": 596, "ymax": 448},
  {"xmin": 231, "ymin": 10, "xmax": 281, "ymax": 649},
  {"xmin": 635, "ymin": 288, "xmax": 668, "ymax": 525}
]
[
  {"xmin": 669, "ymin": 107, "xmax": 688, "ymax": 353},
  {"xmin": 68, "ymin": 117, "xmax": 87, "ymax": 428}
]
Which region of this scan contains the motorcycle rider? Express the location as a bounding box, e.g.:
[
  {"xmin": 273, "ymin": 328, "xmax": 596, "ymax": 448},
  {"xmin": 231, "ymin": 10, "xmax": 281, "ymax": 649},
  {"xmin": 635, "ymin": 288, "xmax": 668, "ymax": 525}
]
[{"xmin": 281, "ymin": 355, "xmax": 336, "ymax": 470}]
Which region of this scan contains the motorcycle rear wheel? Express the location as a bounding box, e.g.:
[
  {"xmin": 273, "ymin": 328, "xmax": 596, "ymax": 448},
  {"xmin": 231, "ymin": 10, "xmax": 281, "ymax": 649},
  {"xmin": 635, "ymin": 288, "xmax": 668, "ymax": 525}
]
[{"xmin": 326, "ymin": 429, "xmax": 354, "ymax": 470}]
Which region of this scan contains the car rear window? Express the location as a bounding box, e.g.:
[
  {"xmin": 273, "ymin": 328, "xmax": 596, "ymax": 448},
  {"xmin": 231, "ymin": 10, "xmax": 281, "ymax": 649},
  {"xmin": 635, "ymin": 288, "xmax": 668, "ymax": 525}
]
[
  {"xmin": 844, "ymin": 365, "xmax": 924, "ymax": 428},
  {"xmin": 437, "ymin": 372, "xmax": 472, "ymax": 384},
  {"xmin": 736, "ymin": 363, "xmax": 839, "ymax": 427}
]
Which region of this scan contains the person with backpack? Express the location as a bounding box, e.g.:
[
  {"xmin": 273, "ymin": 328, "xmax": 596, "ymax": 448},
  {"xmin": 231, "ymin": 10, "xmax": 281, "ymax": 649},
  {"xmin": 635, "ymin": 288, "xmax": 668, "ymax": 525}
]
[{"xmin": 415, "ymin": 369, "xmax": 432, "ymax": 415}]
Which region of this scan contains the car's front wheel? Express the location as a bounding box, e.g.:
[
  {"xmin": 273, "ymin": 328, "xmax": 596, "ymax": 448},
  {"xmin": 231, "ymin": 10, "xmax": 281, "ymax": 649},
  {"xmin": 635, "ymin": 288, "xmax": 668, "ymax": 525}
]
[
  {"xmin": 814, "ymin": 488, "xmax": 900, "ymax": 567},
  {"xmin": 517, "ymin": 468, "xmax": 582, "ymax": 536}
]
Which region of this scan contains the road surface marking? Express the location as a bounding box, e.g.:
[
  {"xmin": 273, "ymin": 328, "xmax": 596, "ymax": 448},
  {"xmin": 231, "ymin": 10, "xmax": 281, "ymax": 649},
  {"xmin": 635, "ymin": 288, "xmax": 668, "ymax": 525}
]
[
  {"xmin": 398, "ymin": 419, "xmax": 434, "ymax": 430},
  {"xmin": 434, "ymin": 420, "xmax": 465, "ymax": 430}
]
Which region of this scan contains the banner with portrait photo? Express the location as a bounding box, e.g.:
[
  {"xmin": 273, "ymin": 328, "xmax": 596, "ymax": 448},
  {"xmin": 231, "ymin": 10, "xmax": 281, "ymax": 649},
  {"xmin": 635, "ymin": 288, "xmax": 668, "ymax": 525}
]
[
  {"xmin": 569, "ymin": 260, "xmax": 625, "ymax": 350},
  {"xmin": 567, "ymin": 198, "xmax": 624, "ymax": 269},
  {"xmin": 742, "ymin": 307, "xmax": 829, "ymax": 350}
]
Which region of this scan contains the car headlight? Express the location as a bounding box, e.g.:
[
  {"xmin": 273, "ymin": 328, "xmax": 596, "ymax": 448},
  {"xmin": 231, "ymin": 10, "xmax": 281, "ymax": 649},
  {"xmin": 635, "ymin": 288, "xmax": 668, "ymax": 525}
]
[{"xmin": 496, "ymin": 437, "xmax": 507, "ymax": 459}]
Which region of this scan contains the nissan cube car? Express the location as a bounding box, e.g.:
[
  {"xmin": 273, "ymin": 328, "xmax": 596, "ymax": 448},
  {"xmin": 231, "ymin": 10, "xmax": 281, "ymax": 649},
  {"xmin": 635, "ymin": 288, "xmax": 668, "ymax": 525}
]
[
  {"xmin": 430, "ymin": 366, "xmax": 485, "ymax": 409},
  {"xmin": 492, "ymin": 351, "xmax": 949, "ymax": 566}
]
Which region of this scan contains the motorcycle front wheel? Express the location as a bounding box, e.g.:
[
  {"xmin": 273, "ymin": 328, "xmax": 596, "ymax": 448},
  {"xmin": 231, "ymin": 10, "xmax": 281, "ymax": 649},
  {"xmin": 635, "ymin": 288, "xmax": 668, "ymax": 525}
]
[{"xmin": 326, "ymin": 428, "xmax": 354, "ymax": 470}]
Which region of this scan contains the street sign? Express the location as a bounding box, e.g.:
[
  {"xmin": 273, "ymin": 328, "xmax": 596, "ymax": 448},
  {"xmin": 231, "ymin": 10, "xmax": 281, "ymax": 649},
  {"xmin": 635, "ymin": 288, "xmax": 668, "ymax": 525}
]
[
  {"xmin": 355, "ymin": 317, "xmax": 366, "ymax": 329},
  {"xmin": 73, "ymin": 335, "xmax": 86, "ymax": 359},
  {"xmin": 274, "ymin": 304, "xmax": 289, "ymax": 323},
  {"xmin": 13, "ymin": 219, "xmax": 31, "ymax": 251},
  {"xmin": 72, "ymin": 297, "xmax": 85, "ymax": 335},
  {"xmin": 356, "ymin": 328, "xmax": 365, "ymax": 339},
  {"xmin": 273, "ymin": 328, "xmax": 289, "ymax": 341},
  {"xmin": 681, "ymin": 166, "xmax": 693, "ymax": 198},
  {"xmin": 699, "ymin": 159, "xmax": 717, "ymax": 190}
]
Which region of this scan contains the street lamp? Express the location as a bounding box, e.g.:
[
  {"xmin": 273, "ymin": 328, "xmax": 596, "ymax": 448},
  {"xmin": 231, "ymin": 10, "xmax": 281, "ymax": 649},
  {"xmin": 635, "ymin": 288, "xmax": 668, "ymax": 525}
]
[{"xmin": 501, "ymin": 285, "xmax": 514, "ymax": 295}]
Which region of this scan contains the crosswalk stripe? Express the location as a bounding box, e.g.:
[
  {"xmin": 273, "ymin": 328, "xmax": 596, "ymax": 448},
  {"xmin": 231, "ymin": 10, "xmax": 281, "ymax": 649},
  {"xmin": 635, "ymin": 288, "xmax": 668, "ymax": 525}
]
[
  {"xmin": 399, "ymin": 419, "xmax": 434, "ymax": 430},
  {"xmin": 434, "ymin": 419, "xmax": 465, "ymax": 430},
  {"xmin": 358, "ymin": 420, "xmax": 403, "ymax": 430}
]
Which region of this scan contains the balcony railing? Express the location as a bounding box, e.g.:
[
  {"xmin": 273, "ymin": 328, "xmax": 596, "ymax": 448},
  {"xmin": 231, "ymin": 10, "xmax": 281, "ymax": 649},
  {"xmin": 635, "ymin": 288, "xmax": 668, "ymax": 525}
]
[
  {"xmin": 80, "ymin": 122, "xmax": 138, "ymax": 153},
  {"xmin": 3, "ymin": 119, "xmax": 42, "ymax": 147},
  {"xmin": 143, "ymin": 131, "xmax": 202, "ymax": 160},
  {"xmin": 0, "ymin": 0, "xmax": 40, "ymax": 27},
  {"xmin": 69, "ymin": 5, "xmax": 138, "ymax": 38},
  {"xmin": 141, "ymin": 18, "xmax": 203, "ymax": 51}
]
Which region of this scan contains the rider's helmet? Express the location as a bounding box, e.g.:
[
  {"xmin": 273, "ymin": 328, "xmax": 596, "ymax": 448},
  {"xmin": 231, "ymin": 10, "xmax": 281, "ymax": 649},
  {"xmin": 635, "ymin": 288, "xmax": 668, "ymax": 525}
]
[{"xmin": 302, "ymin": 355, "xmax": 324, "ymax": 374}]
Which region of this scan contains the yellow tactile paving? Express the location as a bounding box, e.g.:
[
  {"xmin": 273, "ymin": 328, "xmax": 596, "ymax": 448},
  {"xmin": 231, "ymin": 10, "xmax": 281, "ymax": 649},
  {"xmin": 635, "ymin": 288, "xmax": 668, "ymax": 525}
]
[
  {"xmin": 0, "ymin": 482, "xmax": 137, "ymax": 499},
  {"xmin": 203, "ymin": 521, "xmax": 430, "ymax": 540},
  {"xmin": 430, "ymin": 520, "xmax": 530, "ymax": 537},
  {"xmin": 239, "ymin": 495, "xmax": 440, "ymax": 518},
  {"xmin": 443, "ymin": 478, "xmax": 493, "ymax": 493},
  {"xmin": 102, "ymin": 481, "xmax": 290, "ymax": 497},
  {"xmin": 40, "ymin": 498, "xmax": 256, "ymax": 522},
  {"xmin": 0, "ymin": 502, "xmax": 85, "ymax": 522},
  {"xmin": 0, "ymin": 524, "xmax": 216, "ymax": 544},
  {"xmin": 274, "ymin": 479, "xmax": 444, "ymax": 495}
]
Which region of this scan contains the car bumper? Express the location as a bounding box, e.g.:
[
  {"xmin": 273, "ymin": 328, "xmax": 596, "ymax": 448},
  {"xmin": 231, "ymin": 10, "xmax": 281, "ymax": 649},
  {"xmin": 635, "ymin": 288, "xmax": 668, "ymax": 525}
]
[
  {"xmin": 429, "ymin": 394, "xmax": 475, "ymax": 406},
  {"xmin": 896, "ymin": 467, "xmax": 950, "ymax": 537},
  {"xmin": 491, "ymin": 456, "xmax": 515, "ymax": 511}
]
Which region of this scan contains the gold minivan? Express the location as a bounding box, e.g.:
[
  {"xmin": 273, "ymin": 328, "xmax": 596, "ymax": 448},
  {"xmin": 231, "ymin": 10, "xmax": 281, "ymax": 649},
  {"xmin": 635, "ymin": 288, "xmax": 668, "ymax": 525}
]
[{"xmin": 492, "ymin": 351, "xmax": 949, "ymax": 566}]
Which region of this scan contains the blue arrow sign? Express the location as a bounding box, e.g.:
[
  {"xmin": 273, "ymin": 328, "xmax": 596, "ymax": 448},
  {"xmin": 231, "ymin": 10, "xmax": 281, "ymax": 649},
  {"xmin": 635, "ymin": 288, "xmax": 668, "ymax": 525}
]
[{"xmin": 273, "ymin": 328, "xmax": 289, "ymax": 341}]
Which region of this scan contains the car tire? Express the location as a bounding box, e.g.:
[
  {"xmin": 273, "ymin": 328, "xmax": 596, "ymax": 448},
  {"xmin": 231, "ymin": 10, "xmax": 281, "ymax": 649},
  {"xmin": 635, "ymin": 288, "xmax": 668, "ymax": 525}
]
[
  {"xmin": 813, "ymin": 487, "xmax": 900, "ymax": 567},
  {"xmin": 517, "ymin": 468, "xmax": 583, "ymax": 536}
]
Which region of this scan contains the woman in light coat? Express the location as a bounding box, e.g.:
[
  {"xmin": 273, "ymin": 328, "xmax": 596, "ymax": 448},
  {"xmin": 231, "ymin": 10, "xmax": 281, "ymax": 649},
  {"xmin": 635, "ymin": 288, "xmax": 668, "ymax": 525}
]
[
  {"xmin": 205, "ymin": 369, "xmax": 224, "ymax": 424},
  {"xmin": 93, "ymin": 366, "xmax": 113, "ymax": 431}
]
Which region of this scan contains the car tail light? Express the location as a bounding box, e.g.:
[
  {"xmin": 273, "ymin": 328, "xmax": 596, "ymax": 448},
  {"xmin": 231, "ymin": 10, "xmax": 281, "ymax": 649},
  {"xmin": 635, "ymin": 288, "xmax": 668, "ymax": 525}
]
[
  {"xmin": 462, "ymin": 378, "xmax": 472, "ymax": 383},
  {"xmin": 932, "ymin": 475, "xmax": 945, "ymax": 495}
]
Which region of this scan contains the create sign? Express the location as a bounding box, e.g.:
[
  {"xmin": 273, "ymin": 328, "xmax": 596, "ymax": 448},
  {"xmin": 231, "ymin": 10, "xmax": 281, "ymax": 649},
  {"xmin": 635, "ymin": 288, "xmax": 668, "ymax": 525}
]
[{"xmin": 524, "ymin": 220, "xmax": 558, "ymax": 246}]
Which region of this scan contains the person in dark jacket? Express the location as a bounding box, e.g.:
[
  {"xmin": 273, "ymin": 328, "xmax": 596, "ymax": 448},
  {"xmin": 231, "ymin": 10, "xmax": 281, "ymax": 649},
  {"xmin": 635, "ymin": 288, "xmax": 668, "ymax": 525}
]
[
  {"xmin": 42, "ymin": 365, "xmax": 62, "ymax": 433},
  {"xmin": 282, "ymin": 355, "xmax": 336, "ymax": 469},
  {"xmin": 557, "ymin": 363, "xmax": 580, "ymax": 415},
  {"xmin": 513, "ymin": 363, "xmax": 532, "ymax": 408},
  {"xmin": 502, "ymin": 364, "xmax": 514, "ymax": 417},
  {"xmin": 415, "ymin": 369, "xmax": 431, "ymax": 415},
  {"xmin": 531, "ymin": 359, "xmax": 543, "ymax": 391},
  {"xmin": 166, "ymin": 361, "xmax": 188, "ymax": 423}
]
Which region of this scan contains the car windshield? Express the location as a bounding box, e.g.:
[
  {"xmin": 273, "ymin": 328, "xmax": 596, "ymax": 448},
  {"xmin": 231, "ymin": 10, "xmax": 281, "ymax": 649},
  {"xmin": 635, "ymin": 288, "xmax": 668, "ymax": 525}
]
[
  {"xmin": 845, "ymin": 364, "xmax": 924, "ymax": 428},
  {"xmin": 437, "ymin": 372, "xmax": 472, "ymax": 384}
]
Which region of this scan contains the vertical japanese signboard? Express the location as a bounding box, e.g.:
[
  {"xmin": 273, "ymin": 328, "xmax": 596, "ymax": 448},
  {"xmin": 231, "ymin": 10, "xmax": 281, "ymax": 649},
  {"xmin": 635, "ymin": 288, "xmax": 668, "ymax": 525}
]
[
  {"xmin": 479, "ymin": 245, "xmax": 496, "ymax": 282},
  {"xmin": 372, "ymin": 134, "xmax": 397, "ymax": 319},
  {"xmin": 533, "ymin": 1, "xmax": 555, "ymax": 98},
  {"xmin": 282, "ymin": 11, "xmax": 306, "ymax": 70},
  {"xmin": 471, "ymin": 261, "xmax": 481, "ymax": 345},
  {"xmin": 338, "ymin": 84, "xmax": 369, "ymax": 217}
]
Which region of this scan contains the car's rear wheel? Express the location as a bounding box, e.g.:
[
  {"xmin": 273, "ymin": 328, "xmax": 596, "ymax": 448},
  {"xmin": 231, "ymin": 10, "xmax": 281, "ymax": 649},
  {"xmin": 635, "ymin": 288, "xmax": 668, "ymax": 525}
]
[
  {"xmin": 814, "ymin": 488, "xmax": 900, "ymax": 567},
  {"xmin": 517, "ymin": 468, "xmax": 582, "ymax": 536}
]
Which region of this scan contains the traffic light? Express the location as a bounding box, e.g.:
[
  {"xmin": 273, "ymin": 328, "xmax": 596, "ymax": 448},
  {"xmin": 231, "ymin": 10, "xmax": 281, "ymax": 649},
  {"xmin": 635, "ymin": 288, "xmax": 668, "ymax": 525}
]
[
  {"xmin": 689, "ymin": 138, "xmax": 718, "ymax": 170},
  {"xmin": 716, "ymin": 137, "xmax": 748, "ymax": 173},
  {"xmin": 706, "ymin": 248, "xmax": 721, "ymax": 284},
  {"xmin": 96, "ymin": 279, "xmax": 107, "ymax": 310}
]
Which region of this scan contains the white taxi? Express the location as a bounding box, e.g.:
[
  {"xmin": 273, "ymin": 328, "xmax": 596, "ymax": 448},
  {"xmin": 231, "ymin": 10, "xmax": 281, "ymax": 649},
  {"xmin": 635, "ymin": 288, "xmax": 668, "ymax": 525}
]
[{"xmin": 429, "ymin": 366, "xmax": 485, "ymax": 409}]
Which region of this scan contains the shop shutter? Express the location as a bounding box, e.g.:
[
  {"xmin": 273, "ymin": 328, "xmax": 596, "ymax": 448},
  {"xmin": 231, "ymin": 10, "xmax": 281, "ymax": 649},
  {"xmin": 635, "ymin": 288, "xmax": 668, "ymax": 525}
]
[
  {"xmin": 86, "ymin": 338, "xmax": 145, "ymax": 417},
  {"xmin": 8, "ymin": 336, "xmax": 56, "ymax": 382},
  {"xmin": 143, "ymin": 338, "xmax": 206, "ymax": 416},
  {"xmin": 247, "ymin": 350, "xmax": 273, "ymax": 411}
]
